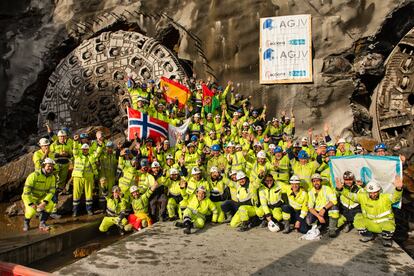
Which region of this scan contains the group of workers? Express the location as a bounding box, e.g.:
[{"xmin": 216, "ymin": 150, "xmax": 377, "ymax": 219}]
[{"xmin": 22, "ymin": 76, "xmax": 405, "ymax": 247}]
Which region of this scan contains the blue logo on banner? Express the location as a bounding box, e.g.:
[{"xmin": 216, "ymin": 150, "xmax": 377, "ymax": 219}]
[
  {"xmin": 289, "ymin": 39, "xmax": 306, "ymax": 45},
  {"xmin": 263, "ymin": 48, "xmax": 274, "ymax": 60},
  {"xmin": 360, "ymin": 166, "xmax": 373, "ymax": 184},
  {"xmin": 263, "ymin": 19, "xmax": 273, "ymax": 30},
  {"xmin": 289, "ymin": 70, "xmax": 306, "ymax": 77}
]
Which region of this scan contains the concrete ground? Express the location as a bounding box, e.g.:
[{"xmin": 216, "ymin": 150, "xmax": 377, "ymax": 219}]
[{"xmin": 57, "ymin": 222, "xmax": 414, "ymax": 276}]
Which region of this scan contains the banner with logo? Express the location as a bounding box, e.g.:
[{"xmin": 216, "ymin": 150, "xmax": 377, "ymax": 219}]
[
  {"xmin": 259, "ymin": 14, "xmax": 312, "ymax": 84},
  {"xmin": 329, "ymin": 155, "xmax": 402, "ymax": 207}
]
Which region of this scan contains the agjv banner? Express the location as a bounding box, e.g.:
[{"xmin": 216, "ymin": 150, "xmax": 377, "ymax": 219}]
[{"xmin": 259, "ymin": 14, "xmax": 312, "ymax": 84}]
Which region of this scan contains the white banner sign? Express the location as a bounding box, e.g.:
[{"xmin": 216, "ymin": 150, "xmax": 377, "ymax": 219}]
[
  {"xmin": 259, "ymin": 14, "xmax": 312, "ymax": 84},
  {"xmin": 329, "ymin": 155, "xmax": 402, "ymax": 207}
]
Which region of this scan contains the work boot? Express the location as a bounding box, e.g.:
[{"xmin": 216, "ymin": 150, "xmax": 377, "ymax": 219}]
[
  {"xmin": 23, "ymin": 219, "xmax": 30, "ymax": 232},
  {"xmin": 183, "ymin": 219, "xmax": 192, "ymax": 234},
  {"xmin": 343, "ymin": 223, "xmax": 352, "ymax": 233},
  {"xmin": 359, "ymin": 230, "xmax": 374, "ymax": 242},
  {"xmin": 124, "ymin": 224, "xmax": 133, "ymax": 232},
  {"xmin": 282, "ymin": 220, "xmax": 291, "ymax": 234},
  {"xmin": 381, "ymin": 231, "xmax": 393, "ymax": 247},
  {"xmin": 328, "ymin": 218, "xmax": 338, "ymax": 238},
  {"xmin": 169, "ymin": 216, "xmax": 177, "ymax": 221},
  {"xmin": 39, "ymin": 221, "xmax": 50, "ymax": 232},
  {"xmin": 224, "ymin": 212, "xmax": 233, "ymax": 223},
  {"xmin": 238, "ymin": 221, "xmax": 250, "ymax": 232},
  {"xmin": 141, "ymin": 220, "xmax": 148, "ymax": 228},
  {"xmin": 72, "ymin": 205, "xmax": 79, "ymax": 217},
  {"xmin": 50, "ymin": 212, "xmax": 62, "ymax": 219}
]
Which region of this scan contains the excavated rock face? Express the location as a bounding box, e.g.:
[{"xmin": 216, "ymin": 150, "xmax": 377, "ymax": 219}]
[{"xmin": 0, "ymin": 0, "xmax": 410, "ymax": 165}]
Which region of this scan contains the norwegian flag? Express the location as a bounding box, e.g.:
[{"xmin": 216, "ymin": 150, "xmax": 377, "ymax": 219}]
[{"xmin": 127, "ymin": 108, "xmax": 169, "ymax": 142}]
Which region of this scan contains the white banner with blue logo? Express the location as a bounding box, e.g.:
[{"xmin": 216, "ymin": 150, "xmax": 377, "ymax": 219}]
[
  {"xmin": 329, "ymin": 155, "xmax": 402, "ymax": 208},
  {"xmin": 259, "ymin": 14, "xmax": 312, "ymax": 84}
]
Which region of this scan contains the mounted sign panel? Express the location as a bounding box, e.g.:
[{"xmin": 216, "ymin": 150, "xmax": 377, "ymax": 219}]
[{"xmin": 259, "ymin": 14, "xmax": 313, "ymax": 84}]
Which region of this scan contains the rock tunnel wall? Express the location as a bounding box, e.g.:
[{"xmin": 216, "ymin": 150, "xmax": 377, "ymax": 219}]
[{"xmin": 0, "ymin": 0, "xmax": 413, "ymax": 164}]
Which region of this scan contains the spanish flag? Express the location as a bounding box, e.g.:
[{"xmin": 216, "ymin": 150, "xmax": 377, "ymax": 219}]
[{"xmin": 160, "ymin": 77, "xmax": 191, "ymax": 109}]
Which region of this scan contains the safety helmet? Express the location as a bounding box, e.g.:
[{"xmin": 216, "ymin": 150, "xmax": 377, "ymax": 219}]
[
  {"xmin": 337, "ymin": 138, "xmax": 346, "ymax": 144},
  {"xmin": 236, "ymin": 171, "xmax": 246, "ymax": 181},
  {"xmin": 191, "ymin": 135, "xmax": 198, "ymax": 141},
  {"xmin": 79, "ymin": 133, "xmax": 89, "ymax": 139},
  {"xmin": 319, "ymin": 141, "xmax": 327, "ymax": 147},
  {"xmin": 57, "ymin": 130, "xmax": 67, "ymax": 137},
  {"xmin": 269, "ymin": 144, "xmax": 276, "ymax": 150},
  {"xmin": 235, "ymin": 93, "xmax": 241, "ymax": 99},
  {"xmin": 297, "ymin": 150, "xmax": 309, "ymax": 159},
  {"xmin": 215, "ymin": 114, "xmax": 221, "ymax": 118},
  {"xmin": 145, "ymin": 138, "xmax": 153, "ymax": 144},
  {"xmin": 140, "ymin": 158, "xmax": 149, "ymax": 167},
  {"xmin": 210, "ymin": 166, "xmax": 219, "ymax": 173},
  {"xmin": 163, "ymin": 140, "xmax": 170, "ymax": 144},
  {"xmin": 106, "ymin": 141, "xmax": 114, "ymax": 147},
  {"xmin": 268, "ymin": 220, "xmax": 280, "ymax": 232},
  {"xmin": 366, "ymin": 181, "xmax": 381, "ymax": 193},
  {"xmin": 326, "ymin": 146, "xmax": 336, "ymax": 153},
  {"xmin": 191, "ymin": 167, "xmax": 201, "ymax": 175},
  {"xmin": 211, "ymin": 144, "xmax": 220, "ymax": 151},
  {"xmin": 81, "ymin": 143, "xmax": 90, "ymax": 149},
  {"xmin": 289, "ymin": 175, "xmax": 301, "ymax": 184},
  {"xmin": 169, "ymin": 168, "xmax": 179, "ymax": 175},
  {"xmin": 285, "ymin": 116, "xmax": 290, "ymax": 121},
  {"xmin": 343, "ymin": 171, "xmax": 355, "ymax": 180},
  {"xmin": 252, "ymin": 110, "xmax": 258, "ymax": 115},
  {"xmin": 229, "ymin": 170, "xmax": 237, "ymax": 176},
  {"xmin": 62, "ymin": 127, "xmax": 70, "ymax": 134},
  {"xmin": 209, "ymin": 130, "xmax": 216, "ymax": 135},
  {"xmin": 255, "ymin": 125, "xmax": 262, "ymax": 131},
  {"xmin": 166, "ymin": 154, "xmax": 174, "ymax": 160},
  {"xmin": 374, "ymin": 143, "xmax": 387, "ymax": 152},
  {"xmin": 39, "ymin": 138, "xmax": 50, "ymax": 146},
  {"xmin": 112, "ymin": 185, "xmax": 121, "ymax": 193},
  {"xmin": 187, "ymin": 142, "xmax": 195, "ymax": 148},
  {"xmin": 194, "ymin": 113, "xmax": 200, "ymax": 118},
  {"xmin": 243, "ymin": 122, "xmax": 249, "ymax": 127},
  {"xmin": 207, "ymin": 113, "xmax": 213, "ymax": 118},
  {"xmin": 43, "ymin": 158, "xmax": 55, "ymax": 165},
  {"xmin": 197, "ymin": 186, "xmax": 206, "ymax": 193},
  {"xmin": 235, "ymin": 144, "xmax": 242, "ymax": 150},
  {"xmin": 294, "ymin": 141, "xmax": 301, "ymax": 148},
  {"xmin": 254, "ymin": 142, "xmax": 262, "ymax": 148},
  {"xmin": 301, "ymin": 137, "xmax": 308, "ymax": 142},
  {"xmin": 272, "ymin": 118, "xmax": 279, "ymax": 122},
  {"xmin": 274, "ymin": 146, "xmax": 283, "ymax": 153},
  {"xmin": 137, "ymin": 96, "xmax": 145, "ymax": 102},
  {"xmin": 227, "ymin": 142, "xmax": 235, "ymax": 147},
  {"xmin": 311, "ymin": 173, "xmax": 322, "ymax": 181},
  {"xmin": 257, "ymin": 151, "xmax": 266, "ymax": 159},
  {"xmin": 151, "ymin": 161, "xmax": 160, "ymax": 168},
  {"xmin": 233, "ymin": 111, "xmax": 239, "ymax": 117},
  {"xmin": 130, "ymin": 185, "xmax": 139, "ymax": 193}
]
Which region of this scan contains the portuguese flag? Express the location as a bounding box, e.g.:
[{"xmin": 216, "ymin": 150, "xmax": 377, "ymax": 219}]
[{"xmin": 202, "ymin": 84, "xmax": 220, "ymax": 113}]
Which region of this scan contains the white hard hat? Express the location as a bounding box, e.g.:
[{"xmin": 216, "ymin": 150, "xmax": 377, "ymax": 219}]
[
  {"xmin": 151, "ymin": 161, "xmax": 160, "ymax": 168},
  {"xmin": 210, "ymin": 166, "xmax": 219, "ymax": 173},
  {"xmin": 235, "ymin": 144, "xmax": 242, "ymax": 149},
  {"xmin": 269, "ymin": 144, "xmax": 276, "ymax": 150},
  {"xmin": 254, "ymin": 142, "xmax": 262, "ymax": 148},
  {"xmin": 338, "ymin": 138, "xmax": 346, "ymax": 144},
  {"xmin": 268, "ymin": 220, "xmax": 280, "ymax": 232},
  {"xmin": 209, "ymin": 130, "xmax": 216, "ymax": 135},
  {"xmin": 366, "ymin": 181, "xmax": 381, "ymax": 193},
  {"xmin": 311, "ymin": 173, "xmax": 322, "ymax": 180},
  {"xmin": 243, "ymin": 122, "xmax": 249, "ymax": 127},
  {"xmin": 301, "ymin": 137, "xmax": 308, "ymax": 142},
  {"xmin": 57, "ymin": 130, "xmax": 67, "ymax": 137},
  {"xmin": 233, "ymin": 112, "xmax": 239, "ymax": 116},
  {"xmin": 207, "ymin": 113, "xmax": 213, "ymax": 117},
  {"xmin": 194, "ymin": 113, "xmax": 200, "ymax": 118},
  {"xmin": 43, "ymin": 158, "xmax": 55, "ymax": 165},
  {"xmin": 191, "ymin": 167, "xmax": 201, "ymax": 175},
  {"xmin": 39, "ymin": 138, "xmax": 50, "ymax": 146},
  {"xmin": 236, "ymin": 171, "xmax": 246, "ymax": 181},
  {"xmin": 197, "ymin": 186, "xmax": 206, "ymax": 193},
  {"xmin": 227, "ymin": 142, "xmax": 235, "ymax": 147},
  {"xmin": 289, "ymin": 175, "xmax": 301, "ymax": 184},
  {"xmin": 229, "ymin": 170, "xmax": 237, "ymax": 176},
  {"xmin": 166, "ymin": 154, "xmax": 174, "ymax": 160},
  {"xmin": 81, "ymin": 143, "xmax": 90, "ymax": 149},
  {"xmin": 215, "ymin": 114, "xmax": 221, "ymax": 118},
  {"xmin": 257, "ymin": 151, "xmax": 266, "ymax": 159},
  {"xmin": 169, "ymin": 168, "xmax": 179, "ymax": 175},
  {"xmin": 130, "ymin": 185, "xmax": 139, "ymax": 193},
  {"xmin": 255, "ymin": 125, "xmax": 262, "ymax": 131}
]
